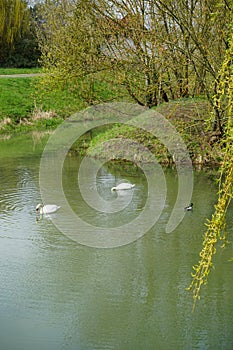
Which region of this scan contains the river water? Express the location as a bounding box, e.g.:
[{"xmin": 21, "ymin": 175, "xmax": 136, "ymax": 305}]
[{"xmin": 0, "ymin": 134, "xmax": 233, "ymax": 350}]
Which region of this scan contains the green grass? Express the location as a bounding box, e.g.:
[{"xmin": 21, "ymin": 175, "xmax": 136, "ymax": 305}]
[
  {"xmin": 0, "ymin": 68, "xmax": 131, "ymax": 123},
  {"xmin": 34, "ymin": 86, "xmax": 87, "ymax": 118},
  {"xmin": 0, "ymin": 68, "xmax": 224, "ymax": 164},
  {"xmin": 0, "ymin": 68, "xmax": 128, "ymax": 134},
  {"xmin": 0, "ymin": 68, "xmax": 221, "ymax": 165},
  {"xmin": 0, "ymin": 78, "xmax": 36, "ymax": 119},
  {"xmin": 0, "ymin": 69, "xmax": 85, "ymax": 122},
  {"xmin": 0, "ymin": 67, "xmax": 41, "ymax": 75}
]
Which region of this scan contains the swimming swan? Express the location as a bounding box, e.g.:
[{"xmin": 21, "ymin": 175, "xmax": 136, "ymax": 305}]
[
  {"xmin": 36, "ymin": 203, "xmax": 61, "ymax": 214},
  {"xmin": 111, "ymin": 183, "xmax": 135, "ymax": 191}
]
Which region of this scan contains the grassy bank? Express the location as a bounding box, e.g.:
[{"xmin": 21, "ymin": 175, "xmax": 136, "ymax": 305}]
[
  {"xmin": 86, "ymin": 99, "xmax": 223, "ymax": 165},
  {"xmin": 0, "ymin": 68, "xmax": 129, "ymax": 135},
  {"xmin": 0, "ymin": 68, "xmax": 223, "ymax": 165},
  {"xmin": 0, "ymin": 68, "xmax": 86, "ymax": 134},
  {"xmin": 0, "ymin": 76, "xmax": 64, "ymax": 134}
]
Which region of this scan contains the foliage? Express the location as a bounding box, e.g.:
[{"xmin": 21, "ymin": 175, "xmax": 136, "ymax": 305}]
[
  {"xmin": 0, "ymin": 0, "xmax": 40, "ymax": 67},
  {"xmin": 37, "ymin": 0, "xmax": 105, "ymax": 103},
  {"xmin": 0, "ymin": 0, "xmax": 28, "ymax": 43},
  {"xmin": 81, "ymin": 98, "xmax": 221, "ymax": 164},
  {"xmin": 37, "ymin": 0, "xmax": 231, "ymax": 132},
  {"xmin": 187, "ymin": 24, "xmax": 233, "ymax": 309}
]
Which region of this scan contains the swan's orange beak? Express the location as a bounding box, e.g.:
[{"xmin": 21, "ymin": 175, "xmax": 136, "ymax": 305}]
[{"xmin": 36, "ymin": 208, "xmax": 39, "ymax": 213}]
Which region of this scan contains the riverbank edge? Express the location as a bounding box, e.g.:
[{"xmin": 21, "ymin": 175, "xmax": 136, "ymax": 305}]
[
  {"xmin": 72, "ymin": 99, "xmax": 223, "ymax": 166},
  {"xmin": 0, "ymin": 78, "xmax": 223, "ymax": 166}
]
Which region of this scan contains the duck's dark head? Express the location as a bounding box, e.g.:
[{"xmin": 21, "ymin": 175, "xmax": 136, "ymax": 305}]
[{"xmin": 185, "ymin": 203, "xmax": 193, "ymax": 211}]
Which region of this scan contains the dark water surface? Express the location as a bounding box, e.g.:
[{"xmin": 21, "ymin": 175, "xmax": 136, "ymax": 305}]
[{"xmin": 0, "ymin": 135, "xmax": 233, "ymax": 350}]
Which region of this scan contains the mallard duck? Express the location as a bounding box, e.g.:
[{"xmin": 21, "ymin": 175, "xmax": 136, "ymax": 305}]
[
  {"xmin": 184, "ymin": 203, "xmax": 193, "ymax": 211},
  {"xmin": 111, "ymin": 183, "xmax": 135, "ymax": 191},
  {"xmin": 36, "ymin": 203, "xmax": 60, "ymax": 214}
]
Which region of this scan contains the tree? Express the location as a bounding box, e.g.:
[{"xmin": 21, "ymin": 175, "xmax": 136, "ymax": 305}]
[
  {"xmin": 150, "ymin": 0, "xmax": 232, "ymax": 132},
  {"xmin": 38, "ymin": 0, "xmax": 231, "ymax": 115},
  {"xmin": 37, "ymin": 0, "xmax": 105, "ymax": 102},
  {"xmin": 0, "ymin": 0, "xmax": 30, "ymax": 65},
  {"xmin": 6, "ymin": 4, "xmax": 42, "ymax": 67},
  {"xmin": 187, "ymin": 19, "xmax": 233, "ymax": 309}
]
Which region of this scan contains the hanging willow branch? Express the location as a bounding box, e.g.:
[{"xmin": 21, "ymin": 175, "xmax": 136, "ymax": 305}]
[{"xmin": 187, "ymin": 29, "xmax": 233, "ymax": 309}]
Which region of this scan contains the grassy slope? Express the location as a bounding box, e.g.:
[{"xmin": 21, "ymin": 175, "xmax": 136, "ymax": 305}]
[
  {"xmin": 0, "ymin": 68, "xmax": 130, "ymax": 129},
  {"xmin": 0, "ymin": 69, "xmax": 86, "ymax": 133},
  {"xmin": 0, "ymin": 75, "xmax": 84, "ymax": 121},
  {"xmin": 87, "ymin": 99, "xmax": 223, "ymax": 164},
  {"xmin": 0, "ymin": 78, "xmax": 35, "ymax": 119},
  {"xmin": 0, "ymin": 68, "xmax": 222, "ymax": 164}
]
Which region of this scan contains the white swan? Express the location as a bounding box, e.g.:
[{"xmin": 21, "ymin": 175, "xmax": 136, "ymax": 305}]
[
  {"xmin": 36, "ymin": 203, "xmax": 60, "ymax": 214},
  {"xmin": 111, "ymin": 183, "xmax": 135, "ymax": 191}
]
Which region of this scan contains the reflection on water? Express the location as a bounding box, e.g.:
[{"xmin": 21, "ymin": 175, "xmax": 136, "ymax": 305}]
[{"xmin": 0, "ymin": 135, "xmax": 233, "ymax": 350}]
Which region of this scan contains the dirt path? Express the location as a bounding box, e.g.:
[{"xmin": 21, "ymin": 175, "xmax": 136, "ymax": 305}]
[{"xmin": 0, "ymin": 73, "xmax": 43, "ymax": 78}]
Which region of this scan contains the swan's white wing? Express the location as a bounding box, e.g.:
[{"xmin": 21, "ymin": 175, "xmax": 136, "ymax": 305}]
[
  {"xmin": 43, "ymin": 205, "xmax": 60, "ymax": 214},
  {"xmin": 116, "ymin": 183, "xmax": 135, "ymax": 190}
]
